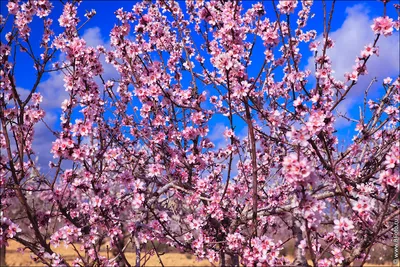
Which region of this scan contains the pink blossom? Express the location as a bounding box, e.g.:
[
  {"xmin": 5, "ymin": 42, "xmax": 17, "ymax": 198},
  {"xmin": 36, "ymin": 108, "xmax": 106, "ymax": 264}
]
[
  {"xmin": 7, "ymin": 2, "xmax": 19, "ymax": 15},
  {"xmin": 277, "ymin": 0, "xmax": 298, "ymax": 14},
  {"xmin": 383, "ymin": 77, "xmax": 392, "ymax": 84},
  {"xmin": 384, "ymin": 106, "xmax": 398, "ymax": 116},
  {"xmin": 223, "ymin": 128, "xmax": 234, "ymax": 139},
  {"xmin": 31, "ymin": 93, "xmax": 43, "ymax": 105},
  {"xmin": 6, "ymin": 223, "xmax": 21, "ymax": 238},
  {"xmin": 286, "ymin": 127, "xmax": 310, "ymax": 147},
  {"xmin": 148, "ymin": 164, "xmax": 162, "ymax": 177},
  {"xmin": 282, "ymin": 153, "xmax": 314, "ymax": 185},
  {"xmin": 353, "ymin": 196, "xmax": 375, "ymax": 218},
  {"xmin": 334, "ymin": 217, "xmax": 354, "ymax": 235},
  {"xmin": 379, "ymin": 169, "xmax": 399, "ymax": 188},
  {"xmin": 2, "ymin": 1, "xmax": 399, "ymax": 266},
  {"xmin": 309, "ymin": 41, "xmax": 319, "ymax": 52},
  {"xmin": 318, "ymin": 259, "xmax": 332, "ymax": 267},
  {"xmin": 347, "ymin": 71, "xmax": 359, "ymax": 82},
  {"xmin": 58, "ymin": 3, "xmax": 78, "ymax": 28},
  {"xmin": 91, "ymin": 196, "xmax": 102, "ymax": 208},
  {"xmin": 306, "ymin": 111, "xmax": 326, "ymax": 135},
  {"xmin": 371, "ymin": 16, "xmax": 394, "ymax": 36},
  {"xmin": 331, "ymin": 247, "xmax": 344, "ymax": 265},
  {"xmin": 383, "ymin": 146, "xmax": 399, "ymax": 169},
  {"xmin": 360, "ymin": 44, "xmax": 376, "ymax": 58},
  {"xmin": 190, "ymin": 112, "xmax": 205, "ymax": 125},
  {"xmin": 226, "ymin": 232, "xmax": 245, "ymax": 250}
]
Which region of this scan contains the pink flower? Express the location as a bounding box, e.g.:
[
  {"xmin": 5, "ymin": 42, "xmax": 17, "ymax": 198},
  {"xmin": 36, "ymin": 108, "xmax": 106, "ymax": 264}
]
[
  {"xmin": 282, "ymin": 153, "xmax": 314, "ymax": 185},
  {"xmin": 84, "ymin": 9, "xmax": 96, "ymax": 19},
  {"xmin": 91, "ymin": 196, "xmax": 102, "ymax": 208},
  {"xmin": 58, "ymin": 3, "xmax": 78, "ymax": 28},
  {"xmin": 306, "ymin": 111, "xmax": 326, "ymax": 134},
  {"xmin": 223, "ymin": 128, "xmax": 234, "ymax": 139},
  {"xmin": 132, "ymin": 193, "xmax": 144, "ymax": 209},
  {"xmin": 331, "ymin": 247, "xmax": 344, "ymax": 264},
  {"xmin": 109, "ymin": 227, "xmax": 122, "ymax": 239},
  {"xmin": 286, "ymin": 127, "xmax": 310, "ymax": 147},
  {"xmin": 7, "ymin": 2, "xmax": 19, "ymax": 15},
  {"xmin": 148, "ymin": 164, "xmax": 162, "ymax": 177},
  {"xmin": 189, "ymin": 217, "xmax": 203, "ymax": 230},
  {"xmin": 293, "ymin": 97, "xmax": 303, "ymax": 107},
  {"xmin": 383, "ymin": 77, "xmax": 392, "ymax": 84},
  {"xmin": 7, "ymin": 223, "xmax": 21, "ymax": 238},
  {"xmin": 371, "ymin": 16, "xmax": 394, "ymax": 36},
  {"xmin": 0, "ymin": 44, "xmax": 11, "ymax": 58},
  {"xmin": 384, "ymin": 106, "xmax": 398, "ymax": 116},
  {"xmin": 318, "ymin": 259, "xmax": 332, "ymax": 267},
  {"xmin": 355, "ymin": 123, "xmax": 364, "ymax": 132},
  {"xmin": 334, "ymin": 217, "xmax": 354, "ymax": 234},
  {"xmin": 277, "ymin": 0, "xmax": 298, "ymax": 14},
  {"xmin": 190, "ymin": 112, "xmax": 204, "ymax": 125},
  {"xmin": 348, "ymin": 71, "xmax": 358, "ymax": 82},
  {"xmin": 379, "ymin": 169, "xmax": 399, "ymax": 188},
  {"xmin": 368, "ymin": 100, "xmax": 379, "ymax": 110},
  {"xmin": 72, "ymin": 148, "xmax": 85, "ymax": 161},
  {"xmin": 196, "ymin": 179, "xmax": 207, "ymax": 192},
  {"xmin": 32, "ymin": 93, "xmax": 43, "ymax": 105},
  {"xmin": 353, "ymin": 196, "xmax": 374, "ymax": 215},
  {"xmin": 226, "ymin": 233, "xmax": 245, "ymax": 250},
  {"xmin": 158, "ymin": 211, "xmax": 169, "ymax": 222},
  {"xmin": 298, "ymin": 239, "xmax": 307, "ymax": 252},
  {"xmin": 383, "ymin": 146, "xmax": 399, "ymax": 169},
  {"xmin": 360, "ymin": 44, "xmax": 375, "ymax": 58},
  {"xmin": 309, "ymin": 41, "xmax": 319, "ymax": 52}
]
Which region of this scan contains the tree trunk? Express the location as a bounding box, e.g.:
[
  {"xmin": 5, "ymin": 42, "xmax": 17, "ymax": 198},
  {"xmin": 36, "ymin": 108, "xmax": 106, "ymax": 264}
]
[
  {"xmin": 230, "ymin": 254, "xmax": 240, "ymax": 267},
  {"xmin": 111, "ymin": 238, "xmax": 126, "ymax": 267},
  {"xmin": 0, "ymin": 244, "xmax": 6, "ymax": 267},
  {"xmin": 222, "ymin": 253, "xmax": 239, "ymax": 267},
  {"xmin": 219, "ymin": 251, "xmax": 225, "ymax": 267},
  {"xmin": 292, "ymin": 220, "xmax": 310, "ymax": 267},
  {"xmin": 134, "ymin": 234, "xmax": 140, "ymax": 267}
]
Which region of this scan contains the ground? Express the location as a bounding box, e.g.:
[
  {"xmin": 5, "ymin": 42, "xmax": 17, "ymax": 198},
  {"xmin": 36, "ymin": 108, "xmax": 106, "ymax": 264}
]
[
  {"xmin": 4, "ymin": 240, "xmax": 397, "ymax": 266},
  {"xmin": 5, "ymin": 240, "xmax": 213, "ymax": 266}
]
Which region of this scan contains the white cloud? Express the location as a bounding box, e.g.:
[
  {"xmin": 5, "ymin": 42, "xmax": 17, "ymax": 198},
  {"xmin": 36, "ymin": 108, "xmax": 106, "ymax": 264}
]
[
  {"xmin": 39, "ymin": 72, "xmax": 68, "ymax": 109},
  {"xmin": 306, "ymin": 4, "xmax": 399, "ymax": 127},
  {"xmin": 30, "ymin": 27, "xmax": 112, "ymax": 171},
  {"xmin": 33, "ymin": 71, "xmax": 66, "ymax": 172},
  {"xmin": 208, "ymin": 122, "xmax": 227, "ymax": 144},
  {"xmin": 37, "ymin": 26, "xmax": 116, "ymax": 111},
  {"xmin": 82, "ymin": 27, "xmax": 119, "ymax": 83},
  {"xmin": 17, "ymin": 87, "xmax": 30, "ymax": 101},
  {"xmin": 2, "ymin": 27, "xmax": 121, "ymax": 174},
  {"xmin": 82, "ymin": 27, "xmax": 105, "ymax": 47},
  {"xmin": 32, "ymin": 112, "xmax": 58, "ymax": 172}
]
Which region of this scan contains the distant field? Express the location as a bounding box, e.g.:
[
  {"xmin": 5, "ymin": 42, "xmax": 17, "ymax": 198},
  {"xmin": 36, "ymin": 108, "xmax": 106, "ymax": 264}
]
[
  {"xmin": 4, "ymin": 240, "xmax": 397, "ymax": 266},
  {"xmin": 5, "ymin": 240, "xmax": 214, "ymax": 266}
]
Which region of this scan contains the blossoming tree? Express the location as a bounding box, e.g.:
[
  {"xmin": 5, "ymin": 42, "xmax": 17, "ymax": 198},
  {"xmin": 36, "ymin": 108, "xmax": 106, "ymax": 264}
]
[{"xmin": 1, "ymin": 0, "xmax": 399, "ymax": 266}]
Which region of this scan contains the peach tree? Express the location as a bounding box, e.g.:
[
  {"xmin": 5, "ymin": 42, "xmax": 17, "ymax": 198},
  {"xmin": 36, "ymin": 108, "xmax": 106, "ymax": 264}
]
[{"xmin": 1, "ymin": 0, "xmax": 399, "ymax": 266}]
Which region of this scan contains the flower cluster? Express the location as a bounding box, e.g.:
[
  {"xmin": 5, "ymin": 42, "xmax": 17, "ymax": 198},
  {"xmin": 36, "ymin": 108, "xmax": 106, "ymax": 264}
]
[
  {"xmin": 1, "ymin": 214, "xmax": 22, "ymax": 245},
  {"xmin": 50, "ymin": 225, "xmax": 82, "ymax": 247},
  {"xmin": 277, "ymin": 0, "xmax": 298, "ymax": 14},
  {"xmin": 242, "ymin": 236, "xmax": 281, "ymax": 265},
  {"xmin": 333, "ymin": 217, "xmax": 354, "ymax": 238},
  {"xmin": 282, "ymin": 153, "xmax": 314, "ymax": 186},
  {"xmin": 2, "ymin": 0, "xmax": 399, "ymax": 266},
  {"xmin": 371, "ymin": 16, "xmax": 394, "ymax": 36}
]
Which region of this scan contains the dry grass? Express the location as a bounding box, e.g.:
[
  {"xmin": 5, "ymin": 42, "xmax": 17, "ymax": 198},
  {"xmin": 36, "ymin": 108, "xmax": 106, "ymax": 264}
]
[
  {"xmin": 5, "ymin": 240, "xmax": 214, "ymax": 266},
  {"xmin": 4, "ymin": 240, "xmax": 397, "ymax": 266}
]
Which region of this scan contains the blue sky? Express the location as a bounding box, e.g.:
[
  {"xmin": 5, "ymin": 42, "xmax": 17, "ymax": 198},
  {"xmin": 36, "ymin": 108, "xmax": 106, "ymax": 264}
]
[{"xmin": 1, "ymin": 0, "xmax": 399, "ymax": 169}]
